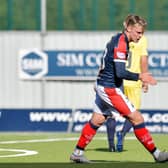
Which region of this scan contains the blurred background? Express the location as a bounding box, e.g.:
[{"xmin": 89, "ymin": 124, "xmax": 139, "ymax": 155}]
[
  {"xmin": 1, "ymin": 0, "xmax": 168, "ymax": 30},
  {"xmin": 0, "ymin": 0, "xmax": 168, "ymax": 132}
]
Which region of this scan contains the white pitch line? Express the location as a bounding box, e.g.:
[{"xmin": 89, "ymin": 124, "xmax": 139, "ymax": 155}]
[
  {"xmin": 0, "ymin": 136, "xmax": 135, "ymax": 158},
  {"xmin": 0, "ymin": 136, "xmax": 136, "ymax": 144},
  {"xmin": 0, "ymin": 148, "xmax": 38, "ymax": 158}
]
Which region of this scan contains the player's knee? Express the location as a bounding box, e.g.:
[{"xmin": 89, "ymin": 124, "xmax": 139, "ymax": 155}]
[
  {"xmin": 90, "ymin": 112, "xmax": 106, "ymax": 127},
  {"xmin": 127, "ymin": 111, "xmax": 144, "ymax": 125},
  {"xmin": 135, "ymin": 114, "xmax": 144, "ymax": 124}
]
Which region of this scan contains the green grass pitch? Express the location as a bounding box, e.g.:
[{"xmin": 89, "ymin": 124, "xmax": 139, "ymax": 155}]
[{"xmin": 0, "ymin": 132, "xmax": 167, "ymax": 168}]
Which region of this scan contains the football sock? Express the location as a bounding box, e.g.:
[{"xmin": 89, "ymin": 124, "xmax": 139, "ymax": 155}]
[
  {"xmin": 73, "ymin": 148, "xmax": 84, "ymax": 156},
  {"xmin": 76, "ymin": 121, "xmax": 99, "ymax": 150},
  {"xmin": 106, "ymin": 117, "xmax": 116, "ymax": 148},
  {"xmin": 152, "ymin": 148, "xmax": 161, "ymax": 158},
  {"xmin": 133, "ymin": 123, "xmax": 156, "ymax": 153},
  {"xmin": 121, "ymin": 119, "xmax": 132, "ymax": 136}
]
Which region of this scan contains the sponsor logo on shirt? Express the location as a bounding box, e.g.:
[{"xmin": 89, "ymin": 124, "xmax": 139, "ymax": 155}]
[{"xmin": 116, "ymin": 51, "xmax": 126, "ymax": 59}]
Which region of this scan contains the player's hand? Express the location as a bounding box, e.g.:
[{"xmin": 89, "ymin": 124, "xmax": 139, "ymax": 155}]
[
  {"xmin": 139, "ymin": 72, "xmax": 157, "ymax": 85},
  {"xmin": 142, "ymin": 82, "xmax": 148, "ymax": 93}
]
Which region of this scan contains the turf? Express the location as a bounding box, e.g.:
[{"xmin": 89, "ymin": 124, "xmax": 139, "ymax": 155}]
[{"xmin": 0, "ymin": 132, "xmax": 167, "ymax": 168}]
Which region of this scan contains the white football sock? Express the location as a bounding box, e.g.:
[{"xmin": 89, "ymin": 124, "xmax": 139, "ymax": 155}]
[
  {"xmin": 73, "ymin": 148, "xmax": 84, "ymax": 156},
  {"xmin": 153, "ymin": 148, "xmax": 161, "ymax": 158}
]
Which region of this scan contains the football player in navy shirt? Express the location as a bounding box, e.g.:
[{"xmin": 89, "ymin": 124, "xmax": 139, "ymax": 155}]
[{"xmin": 70, "ymin": 14, "xmax": 168, "ymax": 163}]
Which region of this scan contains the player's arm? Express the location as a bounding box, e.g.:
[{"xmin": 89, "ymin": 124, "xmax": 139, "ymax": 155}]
[
  {"xmin": 114, "ymin": 61, "xmax": 139, "ymax": 81},
  {"xmin": 114, "ymin": 37, "xmax": 156, "ymax": 85},
  {"xmin": 140, "ymin": 36, "xmax": 149, "ymax": 92},
  {"xmin": 141, "ymin": 55, "xmax": 148, "ymax": 73},
  {"xmin": 141, "ymin": 55, "xmax": 149, "ymax": 92},
  {"xmin": 138, "ymin": 52, "xmax": 156, "ymax": 85},
  {"xmin": 114, "ymin": 43, "xmax": 139, "ymax": 81},
  {"xmin": 114, "ymin": 60, "xmax": 156, "ymax": 85}
]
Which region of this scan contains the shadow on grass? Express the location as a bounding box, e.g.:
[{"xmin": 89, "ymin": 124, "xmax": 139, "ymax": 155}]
[
  {"xmin": 0, "ymin": 162, "xmax": 167, "ymax": 168},
  {"xmin": 87, "ymin": 147, "xmax": 128, "ymax": 152}
]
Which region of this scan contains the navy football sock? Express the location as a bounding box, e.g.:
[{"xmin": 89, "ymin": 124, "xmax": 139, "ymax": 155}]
[
  {"xmin": 106, "ymin": 117, "xmax": 116, "ymax": 148},
  {"xmin": 121, "ymin": 119, "xmax": 132, "ymax": 136}
]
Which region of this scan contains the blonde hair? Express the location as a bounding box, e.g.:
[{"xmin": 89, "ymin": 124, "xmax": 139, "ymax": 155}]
[{"xmin": 123, "ymin": 14, "xmax": 147, "ymax": 30}]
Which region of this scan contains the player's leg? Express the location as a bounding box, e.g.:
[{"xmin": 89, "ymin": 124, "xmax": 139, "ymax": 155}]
[
  {"xmin": 122, "ymin": 86, "xmax": 141, "ymax": 135},
  {"xmin": 121, "ymin": 119, "xmax": 132, "ymax": 136},
  {"xmin": 116, "ymin": 86, "xmax": 141, "ymax": 151},
  {"xmin": 106, "ymin": 116, "xmax": 116, "ymax": 152},
  {"xmin": 70, "ymin": 92, "xmax": 108, "ymax": 163},
  {"xmin": 116, "ymin": 119, "xmax": 132, "ymax": 151},
  {"xmin": 104, "ymin": 87, "xmax": 168, "ymax": 162},
  {"xmin": 128, "ymin": 111, "xmax": 168, "ymax": 162},
  {"xmin": 70, "ymin": 112, "xmax": 105, "ymax": 163}
]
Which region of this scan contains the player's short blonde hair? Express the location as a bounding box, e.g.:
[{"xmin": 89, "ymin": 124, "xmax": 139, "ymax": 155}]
[{"xmin": 123, "ymin": 14, "xmax": 147, "ymax": 30}]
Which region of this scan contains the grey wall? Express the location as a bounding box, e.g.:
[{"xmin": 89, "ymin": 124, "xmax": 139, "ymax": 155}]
[{"xmin": 0, "ymin": 31, "xmax": 167, "ymax": 109}]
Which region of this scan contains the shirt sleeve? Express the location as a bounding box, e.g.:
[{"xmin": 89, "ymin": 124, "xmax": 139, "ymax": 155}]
[
  {"xmin": 114, "ymin": 61, "xmax": 139, "ymax": 81},
  {"xmin": 114, "ymin": 40, "xmax": 127, "ymax": 63}
]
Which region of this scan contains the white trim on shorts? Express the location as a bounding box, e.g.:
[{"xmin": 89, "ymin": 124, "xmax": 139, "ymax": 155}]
[{"xmin": 93, "ymin": 83, "xmax": 136, "ymax": 116}]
